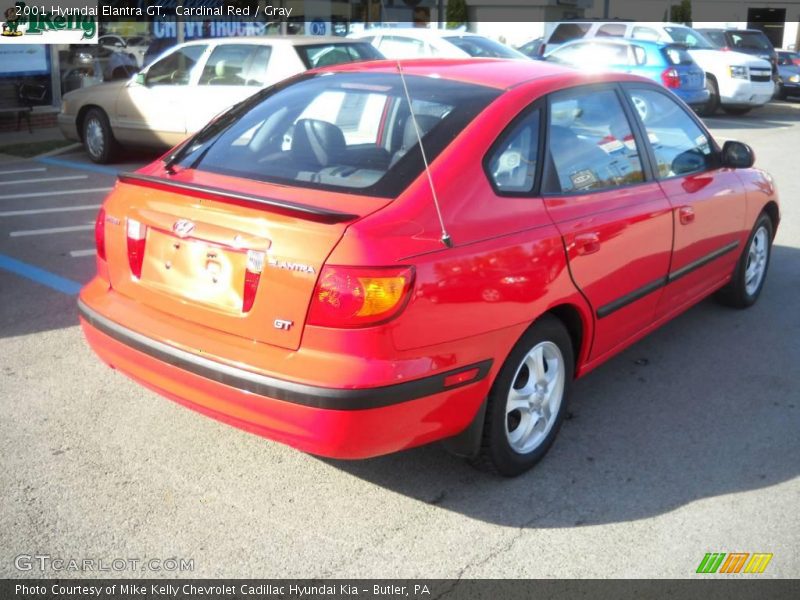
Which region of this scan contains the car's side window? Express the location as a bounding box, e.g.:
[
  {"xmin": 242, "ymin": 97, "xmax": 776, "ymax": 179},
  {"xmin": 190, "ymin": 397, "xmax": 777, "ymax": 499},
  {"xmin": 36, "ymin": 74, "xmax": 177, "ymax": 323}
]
[
  {"xmin": 625, "ymin": 88, "xmax": 714, "ymax": 178},
  {"xmin": 597, "ymin": 24, "xmax": 626, "ymax": 37},
  {"xmin": 486, "ymin": 108, "xmax": 541, "ymax": 194},
  {"xmin": 545, "ymin": 88, "xmax": 645, "ymax": 194},
  {"xmin": 146, "ymin": 45, "xmax": 207, "ymax": 86},
  {"xmin": 199, "ymin": 45, "xmax": 271, "ymax": 86},
  {"xmin": 631, "ymin": 26, "xmax": 660, "ymax": 41},
  {"xmin": 377, "ymin": 36, "xmax": 425, "ymax": 58}
]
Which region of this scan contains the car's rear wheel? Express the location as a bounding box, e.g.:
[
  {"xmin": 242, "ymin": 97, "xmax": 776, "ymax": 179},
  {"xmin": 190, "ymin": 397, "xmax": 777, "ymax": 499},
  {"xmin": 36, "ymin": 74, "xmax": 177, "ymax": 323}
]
[
  {"xmin": 722, "ymin": 106, "xmax": 752, "ymax": 116},
  {"xmin": 472, "ymin": 315, "xmax": 573, "ymax": 477},
  {"xmin": 697, "ymin": 76, "xmax": 719, "ymax": 116},
  {"xmin": 716, "ymin": 213, "xmax": 773, "ymax": 308},
  {"xmin": 82, "ymin": 108, "xmax": 118, "ymax": 164}
]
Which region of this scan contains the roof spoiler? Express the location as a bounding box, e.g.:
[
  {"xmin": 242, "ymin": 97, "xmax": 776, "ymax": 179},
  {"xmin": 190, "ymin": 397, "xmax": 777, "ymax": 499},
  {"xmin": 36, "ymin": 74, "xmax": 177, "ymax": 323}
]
[{"xmin": 117, "ymin": 173, "xmax": 358, "ymax": 224}]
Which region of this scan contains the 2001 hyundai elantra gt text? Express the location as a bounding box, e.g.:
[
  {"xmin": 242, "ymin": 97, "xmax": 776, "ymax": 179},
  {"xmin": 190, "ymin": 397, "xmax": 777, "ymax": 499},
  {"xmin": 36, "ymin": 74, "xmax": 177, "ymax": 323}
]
[{"xmin": 78, "ymin": 59, "xmax": 780, "ymax": 476}]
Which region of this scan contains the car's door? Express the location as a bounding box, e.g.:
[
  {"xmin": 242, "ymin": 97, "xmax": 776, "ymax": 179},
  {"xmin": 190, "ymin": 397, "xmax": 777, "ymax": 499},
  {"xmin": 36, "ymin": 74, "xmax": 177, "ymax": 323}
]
[
  {"xmin": 114, "ymin": 43, "xmax": 208, "ymax": 146},
  {"xmin": 621, "ymin": 84, "xmax": 747, "ymax": 316},
  {"xmin": 542, "ymin": 85, "xmax": 674, "ymax": 361},
  {"xmin": 188, "ymin": 43, "xmax": 273, "ymax": 133}
]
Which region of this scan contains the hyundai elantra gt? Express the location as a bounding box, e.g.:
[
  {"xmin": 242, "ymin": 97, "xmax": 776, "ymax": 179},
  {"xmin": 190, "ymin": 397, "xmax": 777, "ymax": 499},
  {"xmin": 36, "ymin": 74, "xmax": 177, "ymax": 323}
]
[{"xmin": 79, "ymin": 59, "xmax": 779, "ymax": 476}]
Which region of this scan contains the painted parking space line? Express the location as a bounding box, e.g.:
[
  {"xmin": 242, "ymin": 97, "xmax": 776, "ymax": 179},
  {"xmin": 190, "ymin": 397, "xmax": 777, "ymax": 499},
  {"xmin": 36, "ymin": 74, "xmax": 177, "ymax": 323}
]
[
  {"xmin": 70, "ymin": 249, "xmax": 96, "ymax": 258},
  {"xmin": 0, "ymin": 175, "xmax": 88, "ymax": 186},
  {"xmin": 0, "ymin": 167, "xmax": 47, "ymax": 176},
  {"xmin": 0, "ymin": 187, "xmax": 111, "ymax": 200},
  {"xmin": 0, "ymin": 204, "xmax": 100, "ymax": 217},
  {"xmin": 10, "ymin": 224, "xmax": 93, "ymax": 237},
  {"xmin": 0, "ymin": 253, "xmax": 82, "ymax": 295},
  {"xmin": 37, "ymin": 156, "xmax": 121, "ymax": 176}
]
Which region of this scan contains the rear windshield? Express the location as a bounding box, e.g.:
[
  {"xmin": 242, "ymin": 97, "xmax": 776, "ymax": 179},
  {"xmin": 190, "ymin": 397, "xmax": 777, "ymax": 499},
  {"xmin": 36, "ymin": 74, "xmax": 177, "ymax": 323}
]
[
  {"xmin": 662, "ymin": 46, "xmax": 694, "ymax": 66},
  {"xmin": 445, "ymin": 35, "xmax": 523, "ymax": 58},
  {"xmin": 664, "ymin": 27, "xmax": 713, "ymax": 49},
  {"xmin": 728, "ymin": 31, "xmax": 774, "ymax": 51},
  {"xmin": 172, "ymin": 72, "xmax": 499, "ymax": 198},
  {"xmin": 294, "ymin": 43, "xmax": 383, "ymax": 69},
  {"xmin": 549, "ymin": 23, "xmax": 591, "ymax": 44}
]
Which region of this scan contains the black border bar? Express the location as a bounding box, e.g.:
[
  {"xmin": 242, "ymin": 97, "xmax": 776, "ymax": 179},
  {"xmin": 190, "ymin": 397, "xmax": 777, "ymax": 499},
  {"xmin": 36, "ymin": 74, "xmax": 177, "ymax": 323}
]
[
  {"xmin": 597, "ymin": 241, "xmax": 740, "ymax": 319},
  {"xmin": 77, "ymin": 299, "xmax": 492, "ymax": 410}
]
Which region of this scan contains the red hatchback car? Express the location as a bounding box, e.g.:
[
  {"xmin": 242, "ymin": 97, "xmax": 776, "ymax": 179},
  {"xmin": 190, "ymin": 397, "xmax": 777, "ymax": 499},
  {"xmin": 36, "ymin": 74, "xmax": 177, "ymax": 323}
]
[{"xmin": 79, "ymin": 59, "xmax": 779, "ymax": 476}]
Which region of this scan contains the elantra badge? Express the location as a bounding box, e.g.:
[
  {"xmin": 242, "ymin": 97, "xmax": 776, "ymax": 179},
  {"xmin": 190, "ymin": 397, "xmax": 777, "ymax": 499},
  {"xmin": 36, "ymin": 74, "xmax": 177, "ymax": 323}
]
[{"xmin": 172, "ymin": 219, "xmax": 195, "ymax": 238}]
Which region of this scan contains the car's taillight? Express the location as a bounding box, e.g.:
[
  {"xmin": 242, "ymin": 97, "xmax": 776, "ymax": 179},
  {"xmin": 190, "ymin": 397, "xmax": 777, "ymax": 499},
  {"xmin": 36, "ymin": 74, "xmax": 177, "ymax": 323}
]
[
  {"xmin": 243, "ymin": 250, "xmax": 265, "ymax": 313},
  {"xmin": 94, "ymin": 207, "xmax": 106, "ymax": 261},
  {"xmin": 126, "ymin": 218, "xmax": 147, "ymax": 279},
  {"xmin": 307, "ymin": 265, "xmax": 414, "ymax": 328},
  {"xmin": 661, "ymin": 67, "xmax": 681, "ymax": 88}
]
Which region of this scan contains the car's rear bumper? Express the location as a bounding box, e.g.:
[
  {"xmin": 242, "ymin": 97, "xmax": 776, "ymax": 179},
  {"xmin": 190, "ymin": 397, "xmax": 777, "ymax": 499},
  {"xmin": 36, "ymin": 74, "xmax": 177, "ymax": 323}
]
[
  {"xmin": 675, "ymin": 87, "xmax": 710, "ymax": 107},
  {"xmin": 78, "ymin": 298, "xmax": 493, "ymax": 459}
]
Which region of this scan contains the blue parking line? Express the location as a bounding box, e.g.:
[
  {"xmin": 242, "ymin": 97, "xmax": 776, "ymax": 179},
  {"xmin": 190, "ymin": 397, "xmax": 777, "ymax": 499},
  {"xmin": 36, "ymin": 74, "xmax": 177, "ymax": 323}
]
[
  {"xmin": 0, "ymin": 254, "xmax": 82, "ymax": 295},
  {"xmin": 36, "ymin": 156, "xmax": 120, "ymax": 176}
]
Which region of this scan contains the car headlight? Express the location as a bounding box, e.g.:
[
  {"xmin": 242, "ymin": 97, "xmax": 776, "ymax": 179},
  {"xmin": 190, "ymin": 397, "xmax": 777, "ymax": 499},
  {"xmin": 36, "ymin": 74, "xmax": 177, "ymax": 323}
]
[
  {"xmin": 728, "ymin": 65, "xmax": 748, "ymax": 79},
  {"xmin": 790, "ymin": 74, "xmax": 800, "ymax": 83}
]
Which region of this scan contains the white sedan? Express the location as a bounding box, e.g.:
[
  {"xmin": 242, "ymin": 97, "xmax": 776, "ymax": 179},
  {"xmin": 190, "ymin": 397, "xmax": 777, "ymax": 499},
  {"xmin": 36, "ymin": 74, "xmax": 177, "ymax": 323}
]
[
  {"xmin": 349, "ymin": 28, "xmax": 529, "ymax": 60},
  {"xmin": 58, "ymin": 36, "xmax": 383, "ymax": 163}
]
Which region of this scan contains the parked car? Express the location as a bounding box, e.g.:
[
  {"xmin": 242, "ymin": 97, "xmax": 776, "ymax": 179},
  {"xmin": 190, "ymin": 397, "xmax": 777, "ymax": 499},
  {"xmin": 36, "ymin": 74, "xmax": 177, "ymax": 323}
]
[
  {"xmin": 99, "ymin": 33, "xmax": 150, "ymax": 67},
  {"xmin": 349, "ymin": 28, "xmax": 529, "ymax": 59},
  {"xmin": 58, "ymin": 37, "xmax": 384, "ymax": 163},
  {"xmin": 517, "ymin": 37, "xmax": 544, "ymax": 59},
  {"xmin": 697, "ymin": 28, "xmax": 778, "ymax": 77},
  {"xmin": 776, "ymin": 50, "xmax": 800, "ymax": 99},
  {"xmin": 78, "ymin": 59, "xmax": 779, "ymax": 477},
  {"xmin": 544, "ymin": 39, "xmax": 709, "ymax": 110},
  {"xmin": 541, "ymin": 21, "xmax": 774, "ymax": 115}
]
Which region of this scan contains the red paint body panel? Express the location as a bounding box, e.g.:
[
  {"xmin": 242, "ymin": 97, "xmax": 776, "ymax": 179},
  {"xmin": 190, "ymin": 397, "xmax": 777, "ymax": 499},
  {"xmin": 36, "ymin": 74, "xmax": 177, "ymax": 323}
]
[{"xmin": 78, "ymin": 60, "xmax": 780, "ymax": 458}]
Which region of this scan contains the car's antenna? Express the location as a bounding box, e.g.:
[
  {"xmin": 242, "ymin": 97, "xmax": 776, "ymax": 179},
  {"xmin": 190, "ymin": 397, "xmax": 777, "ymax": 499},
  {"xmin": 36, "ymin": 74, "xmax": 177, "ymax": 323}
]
[{"xmin": 396, "ymin": 61, "xmax": 453, "ymax": 249}]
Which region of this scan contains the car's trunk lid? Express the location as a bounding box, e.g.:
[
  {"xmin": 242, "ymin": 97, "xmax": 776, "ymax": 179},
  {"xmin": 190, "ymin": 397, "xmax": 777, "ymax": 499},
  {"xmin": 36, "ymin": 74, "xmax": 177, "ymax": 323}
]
[{"xmin": 102, "ymin": 166, "xmax": 388, "ymax": 350}]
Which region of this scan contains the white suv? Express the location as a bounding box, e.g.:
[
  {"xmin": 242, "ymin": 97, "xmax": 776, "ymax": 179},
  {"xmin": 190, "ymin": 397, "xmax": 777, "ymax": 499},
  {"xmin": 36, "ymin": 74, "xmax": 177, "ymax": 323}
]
[{"xmin": 543, "ymin": 22, "xmax": 775, "ymax": 115}]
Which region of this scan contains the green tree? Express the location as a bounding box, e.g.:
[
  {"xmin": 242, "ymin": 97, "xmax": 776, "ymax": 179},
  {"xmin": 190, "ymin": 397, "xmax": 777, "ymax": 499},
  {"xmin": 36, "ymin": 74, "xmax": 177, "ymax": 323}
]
[
  {"xmin": 669, "ymin": 0, "xmax": 692, "ymax": 24},
  {"xmin": 446, "ymin": 0, "xmax": 467, "ymax": 29}
]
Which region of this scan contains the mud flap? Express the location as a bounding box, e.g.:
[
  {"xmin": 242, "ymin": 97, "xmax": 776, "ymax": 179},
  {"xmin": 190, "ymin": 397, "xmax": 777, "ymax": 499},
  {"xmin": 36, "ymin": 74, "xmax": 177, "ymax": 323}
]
[{"xmin": 441, "ymin": 398, "xmax": 487, "ymax": 459}]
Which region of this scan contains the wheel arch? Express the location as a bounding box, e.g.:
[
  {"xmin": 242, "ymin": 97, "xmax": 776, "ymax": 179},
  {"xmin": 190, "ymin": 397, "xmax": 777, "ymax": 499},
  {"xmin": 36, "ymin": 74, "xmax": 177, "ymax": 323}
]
[
  {"xmin": 544, "ymin": 302, "xmax": 590, "ymax": 376},
  {"xmin": 762, "ymin": 200, "xmax": 780, "ymax": 239}
]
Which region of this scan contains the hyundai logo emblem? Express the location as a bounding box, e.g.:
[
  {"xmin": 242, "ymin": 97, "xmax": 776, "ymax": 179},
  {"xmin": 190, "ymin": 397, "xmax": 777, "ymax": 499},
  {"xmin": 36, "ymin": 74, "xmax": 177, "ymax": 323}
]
[{"xmin": 172, "ymin": 219, "xmax": 195, "ymax": 238}]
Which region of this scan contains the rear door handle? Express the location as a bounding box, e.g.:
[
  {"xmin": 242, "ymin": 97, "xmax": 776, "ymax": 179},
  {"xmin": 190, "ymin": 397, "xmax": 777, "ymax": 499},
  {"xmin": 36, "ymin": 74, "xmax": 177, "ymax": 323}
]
[
  {"xmin": 679, "ymin": 206, "xmax": 695, "ymax": 225},
  {"xmin": 574, "ymin": 232, "xmax": 601, "ymax": 255}
]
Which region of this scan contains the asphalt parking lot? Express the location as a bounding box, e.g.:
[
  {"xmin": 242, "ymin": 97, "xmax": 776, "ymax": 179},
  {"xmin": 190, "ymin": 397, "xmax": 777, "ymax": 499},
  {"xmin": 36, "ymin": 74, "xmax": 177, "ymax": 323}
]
[{"xmin": 1, "ymin": 101, "xmax": 798, "ymax": 579}]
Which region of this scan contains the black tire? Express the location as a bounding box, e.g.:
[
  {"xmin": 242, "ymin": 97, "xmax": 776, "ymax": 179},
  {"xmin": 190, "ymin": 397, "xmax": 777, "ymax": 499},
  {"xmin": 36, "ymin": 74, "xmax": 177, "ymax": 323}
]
[
  {"xmin": 697, "ymin": 76, "xmax": 719, "ymax": 117},
  {"xmin": 776, "ymin": 86, "xmax": 788, "ymax": 101},
  {"xmin": 722, "ymin": 106, "xmax": 752, "ymax": 116},
  {"xmin": 715, "ymin": 213, "xmax": 774, "ymax": 308},
  {"xmin": 472, "ymin": 315, "xmax": 574, "ymax": 477},
  {"xmin": 82, "ymin": 108, "xmax": 119, "ymax": 164}
]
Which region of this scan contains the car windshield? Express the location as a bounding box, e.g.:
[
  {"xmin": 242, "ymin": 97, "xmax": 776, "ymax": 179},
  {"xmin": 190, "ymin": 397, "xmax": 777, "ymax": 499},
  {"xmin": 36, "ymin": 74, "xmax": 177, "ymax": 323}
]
[
  {"xmin": 294, "ymin": 43, "xmax": 384, "ymax": 69},
  {"xmin": 729, "ymin": 31, "xmax": 773, "ymax": 51},
  {"xmin": 445, "ymin": 36, "xmax": 524, "ymax": 58},
  {"xmin": 173, "ymin": 72, "xmax": 499, "ymax": 198},
  {"xmin": 664, "ymin": 27, "xmax": 713, "ymax": 49}
]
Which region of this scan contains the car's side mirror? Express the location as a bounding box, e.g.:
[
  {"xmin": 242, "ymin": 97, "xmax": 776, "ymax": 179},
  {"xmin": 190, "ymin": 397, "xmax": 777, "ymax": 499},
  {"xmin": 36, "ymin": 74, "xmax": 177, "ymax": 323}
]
[
  {"xmin": 671, "ymin": 149, "xmax": 707, "ymax": 175},
  {"xmin": 721, "ymin": 140, "xmax": 755, "ymax": 169}
]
